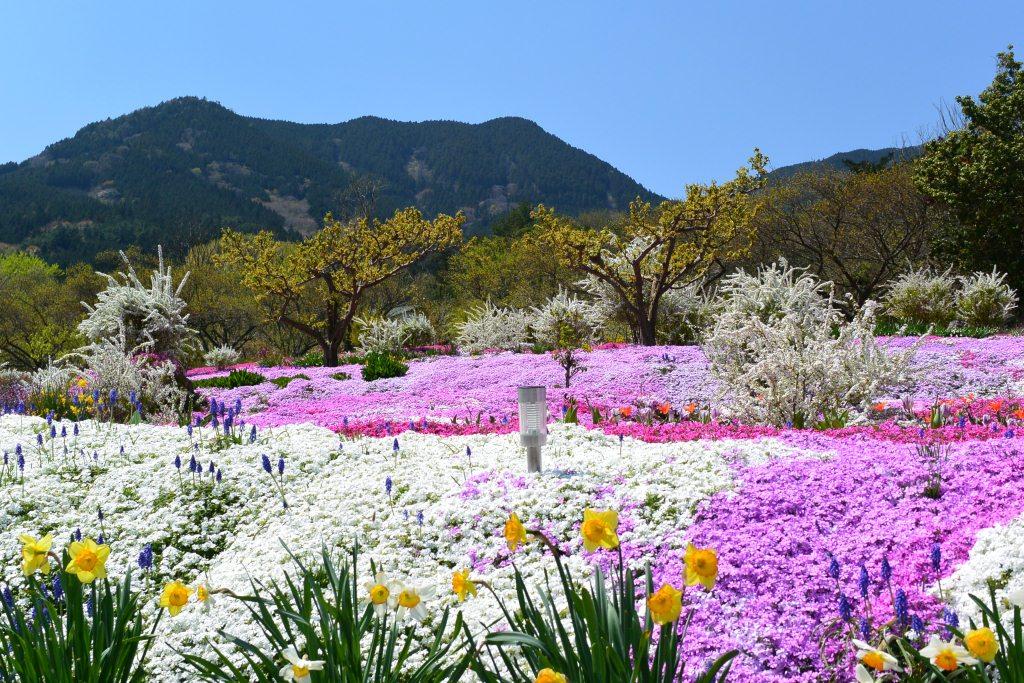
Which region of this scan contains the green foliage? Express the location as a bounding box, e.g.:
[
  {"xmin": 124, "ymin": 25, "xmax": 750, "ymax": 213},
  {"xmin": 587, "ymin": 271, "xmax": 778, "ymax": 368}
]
[
  {"xmin": 915, "ymin": 47, "xmax": 1024, "ymax": 298},
  {"xmin": 180, "ymin": 544, "xmax": 470, "ymax": 682},
  {"xmin": 0, "ymin": 568, "xmax": 157, "ymax": 682},
  {"xmin": 270, "ymin": 374, "xmax": 310, "ymax": 389},
  {"xmin": 360, "ymin": 353, "xmax": 408, "ymax": 382},
  {"xmin": 469, "ymin": 541, "xmax": 736, "ymax": 683},
  {"xmin": 193, "ymin": 369, "xmax": 267, "ymax": 389},
  {"xmin": 331, "ymin": 372, "xmax": 352, "ymax": 381},
  {"xmin": 293, "ymin": 350, "xmax": 325, "ymax": 367}
]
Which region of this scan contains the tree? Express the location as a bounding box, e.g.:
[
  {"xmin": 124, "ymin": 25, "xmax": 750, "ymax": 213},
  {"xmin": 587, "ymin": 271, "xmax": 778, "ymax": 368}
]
[
  {"xmin": 533, "ymin": 151, "xmax": 768, "ymax": 345},
  {"xmin": 218, "ymin": 208, "xmax": 464, "ymax": 366},
  {"xmin": 915, "ymin": 47, "xmax": 1024, "ymax": 295},
  {"xmin": 0, "ymin": 254, "xmax": 102, "ymax": 369},
  {"xmin": 753, "ymin": 164, "xmax": 937, "ymax": 305},
  {"xmin": 180, "ymin": 242, "xmax": 266, "ymax": 352}
]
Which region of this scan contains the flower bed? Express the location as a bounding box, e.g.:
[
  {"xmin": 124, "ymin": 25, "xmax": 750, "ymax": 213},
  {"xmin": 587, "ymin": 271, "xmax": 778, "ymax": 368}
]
[{"xmin": 188, "ymin": 338, "xmax": 1024, "ymax": 441}]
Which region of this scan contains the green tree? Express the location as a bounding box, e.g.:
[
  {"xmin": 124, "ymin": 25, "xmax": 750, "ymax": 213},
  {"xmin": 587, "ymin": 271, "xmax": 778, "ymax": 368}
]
[
  {"xmin": 915, "ymin": 47, "xmax": 1024, "ymax": 294},
  {"xmin": 180, "ymin": 242, "xmax": 266, "ymax": 353},
  {"xmin": 534, "ymin": 151, "xmax": 767, "ymax": 345},
  {"xmin": 218, "ymin": 208, "xmax": 464, "ymax": 366}
]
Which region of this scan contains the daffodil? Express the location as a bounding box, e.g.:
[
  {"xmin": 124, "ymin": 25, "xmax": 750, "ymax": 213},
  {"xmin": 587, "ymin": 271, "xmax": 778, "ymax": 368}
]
[
  {"xmin": 1007, "ymin": 588, "xmax": 1024, "ymax": 609},
  {"xmin": 580, "ymin": 508, "xmax": 619, "ymax": 552},
  {"xmin": 19, "ymin": 533, "xmax": 53, "ymax": 576},
  {"xmin": 65, "ymin": 537, "xmax": 110, "ymax": 584},
  {"xmin": 451, "ymin": 568, "xmax": 477, "ymax": 602},
  {"xmin": 196, "ymin": 582, "xmax": 215, "ymax": 613},
  {"xmin": 391, "ymin": 582, "xmax": 433, "ymax": 622},
  {"xmin": 279, "ymin": 646, "xmax": 325, "ymax": 683},
  {"xmin": 919, "ymin": 635, "xmax": 979, "ymax": 672},
  {"xmin": 647, "ymin": 583, "xmax": 682, "ymax": 625},
  {"xmin": 852, "ymin": 640, "xmax": 901, "ymax": 673},
  {"xmin": 684, "ymin": 543, "xmax": 718, "ymax": 590},
  {"xmin": 964, "ymin": 627, "xmax": 998, "ymax": 663},
  {"xmin": 535, "ymin": 669, "xmax": 567, "ymax": 683},
  {"xmin": 361, "ymin": 572, "xmax": 392, "ymax": 618},
  {"xmin": 159, "ymin": 580, "xmax": 193, "ymax": 616},
  {"xmin": 504, "ymin": 512, "xmax": 527, "ymax": 551}
]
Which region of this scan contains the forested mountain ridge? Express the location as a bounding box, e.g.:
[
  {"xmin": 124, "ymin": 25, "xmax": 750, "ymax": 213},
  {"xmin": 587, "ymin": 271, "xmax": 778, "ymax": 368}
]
[
  {"xmin": 767, "ymin": 145, "xmax": 923, "ymax": 181},
  {"xmin": 0, "ymin": 97, "xmax": 661, "ymax": 264}
]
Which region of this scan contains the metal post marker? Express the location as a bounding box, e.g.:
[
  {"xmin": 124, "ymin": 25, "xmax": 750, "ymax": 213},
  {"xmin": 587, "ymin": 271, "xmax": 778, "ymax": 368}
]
[{"xmin": 518, "ymin": 386, "xmax": 547, "ymax": 473}]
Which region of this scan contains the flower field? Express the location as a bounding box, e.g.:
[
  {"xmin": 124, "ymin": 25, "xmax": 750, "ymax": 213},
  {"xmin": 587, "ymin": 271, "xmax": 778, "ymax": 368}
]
[{"xmin": 4, "ymin": 337, "xmax": 1024, "ymax": 681}]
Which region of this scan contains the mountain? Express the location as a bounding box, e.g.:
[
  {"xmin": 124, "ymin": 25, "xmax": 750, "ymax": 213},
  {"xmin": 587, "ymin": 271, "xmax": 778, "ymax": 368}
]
[
  {"xmin": 767, "ymin": 145, "xmax": 924, "ymax": 182},
  {"xmin": 0, "ymin": 97, "xmax": 661, "ymax": 265}
]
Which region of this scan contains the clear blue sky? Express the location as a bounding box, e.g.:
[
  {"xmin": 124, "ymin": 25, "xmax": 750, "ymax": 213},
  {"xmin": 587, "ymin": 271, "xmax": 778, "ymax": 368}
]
[{"xmin": 1, "ymin": 1, "xmax": 1020, "ymax": 197}]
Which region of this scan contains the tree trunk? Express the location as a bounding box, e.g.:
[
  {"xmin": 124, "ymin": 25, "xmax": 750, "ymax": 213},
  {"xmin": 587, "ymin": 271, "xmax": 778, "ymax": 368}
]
[
  {"xmin": 635, "ymin": 315, "xmax": 658, "ymax": 346},
  {"xmin": 322, "ymin": 339, "xmax": 343, "ymax": 367}
]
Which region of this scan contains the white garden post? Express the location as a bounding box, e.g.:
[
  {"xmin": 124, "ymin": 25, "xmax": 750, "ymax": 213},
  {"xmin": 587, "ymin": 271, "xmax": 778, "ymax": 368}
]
[{"xmin": 518, "ymin": 386, "xmax": 547, "ymax": 473}]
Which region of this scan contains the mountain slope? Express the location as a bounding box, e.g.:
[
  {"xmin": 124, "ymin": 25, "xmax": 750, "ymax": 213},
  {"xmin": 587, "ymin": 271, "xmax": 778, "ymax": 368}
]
[
  {"xmin": 767, "ymin": 145, "xmax": 923, "ymax": 182},
  {"xmin": 0, "ymin": 97, "xmax": 661, "ymax": 264}
]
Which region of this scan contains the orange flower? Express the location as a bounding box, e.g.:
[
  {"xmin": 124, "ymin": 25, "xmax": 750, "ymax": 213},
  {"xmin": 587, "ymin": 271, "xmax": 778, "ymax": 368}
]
[
  {"xmin": 989, "ymin": 400, "xmax": 1004, "ymax": 413},
  {"xmin": 656, "ymin": 403, "xmax": 671, "ymax": 416},
  {"xmin": 872, "ymin": 402, "xmax": 887, "ymax": 412},
  {"xmin": 620, "ymin": 406, "xmax": 633, "ymax": 418},
  {"xmin": 684, "ymin": 402, "xmax": 697, "ymax": 415},
  {"xmin": 1012, "ymin": 407, "xmax": 1024, "ymax": 421}
]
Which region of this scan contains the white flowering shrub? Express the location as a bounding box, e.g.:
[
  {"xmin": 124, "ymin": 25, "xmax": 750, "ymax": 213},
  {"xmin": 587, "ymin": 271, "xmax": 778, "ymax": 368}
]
[
  {"xmin": 74, "ymin": 334, "xmax": 185, "ymax": 417},
  {"xmin": 27, "ymin": 359, "xmax": 76, "ymax": 396},
  {"xmin": 882, "ymin": 268, "xmax": 957, "ymax": 327},
  {"xmin": 0, "ymin": 364, "xmax": 29, "ymax": 406},
  {"xmin": 704, "ymin": 264, "xmax": 918, "ymax": 426},
  {"xmin": 713, "ymin": 260, "xmax": 835, "ymax": 326},
  {"xmin": 203, "ymin": 345, "xmax": 241, "ymax": 370},
  {"xmin": 954, "ymin": 269, "xmax": 1018, "ymax": 327},
  {"xmin": 79, "ymin": 247, "xmax": 195, "ymax": 358},
  {"xmin": 456, "ymin": 301, "xmax": 531, "ymax": 354},
  {"xmin": 659, "ymin": 284, "xmax": 718, "ymax": 344},
  {"xmin": 531, "ymin": 289, "xmax": 603, "ymax": 350},
  {"xmin": 356, "ymin": 313, "xmax": 436, "ymax": 355}
]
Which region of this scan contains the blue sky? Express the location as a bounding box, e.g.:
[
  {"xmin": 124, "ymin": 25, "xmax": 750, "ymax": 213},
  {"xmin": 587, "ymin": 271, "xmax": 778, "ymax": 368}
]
[{"xmin": 0, "ymin": 1, "xmax": 1020, "ymax": 197}]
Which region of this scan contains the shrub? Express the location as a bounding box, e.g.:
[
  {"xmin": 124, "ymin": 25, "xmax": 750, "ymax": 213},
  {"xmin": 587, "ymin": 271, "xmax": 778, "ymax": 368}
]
[
  {"xmin": 955, "ymin": 268, "xmax": 1018, "ymax": 327},
  {"xmin": 659, "ymin": 283, "xmax": 717, "ymax": 344},
  {"xmin": 0, "ymin": 365, "xmax": 27, "ymax": 408},
  {"xmin": 270, "ymin": 374, "xmax": 310, "ymax": 388},
  {"xmin": 357, "ymin": 313, "xmax": 436, "ymax": 355},
  {"xmin": 361, "ymin": 352, "xmax": 408, "ymax": 381},
  {"xmin": 704, "ymin": 264, "xmax": 918, "ymax": 426},
  {"xmin": 456, "ymin": 301, "xmax": 531, "ymax": 354},
  {"xmin": 78, "ymin": 247, "xmax": 195, "ymax": 359},
  {"xmin": 293, "ymin": 349, "xmax": 324, "ymax": 367},
  {"xmin": 882, "ymin": 267, "xmax": 957, "ymax": 326},
  {"xmin": 530, "ymin": 289, "xmax": 602, "ymax": 350},
  {"xmin": 193, "ymin": 369, "xmax": 267, "ymax": 389},
  {"xmin": 203, "ymin": 345, "xmax": 240, "ymax": 371}
]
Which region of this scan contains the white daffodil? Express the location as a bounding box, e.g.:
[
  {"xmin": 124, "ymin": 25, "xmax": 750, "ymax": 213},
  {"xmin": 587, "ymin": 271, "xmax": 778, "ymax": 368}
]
[
  {"xmin": 278, "ymin": 646, "xmax": 325, "ymax": 683},
  {"xmin": 361, "ymin": 572, "xmax": 392, "ymax": 618},
  {"xmin": 196, "ymin": 582, "xmax": 215, "ymax": 614},
  {"xmin": 855, "ymin": 664, "xmax": 876, "ymax": 683},
  {"xmin": 919, "ymin": 635, "xmax": 979, "ymax": 672},
  {"xmin": 1006, "ymin": 588, "xmax": 1024, "ymax": 609},
  {"xmin": 852, "ymin": 639, "xmax": 902, "ymax": 673},
  {"xmin": 390, "ymin": 581, "xmax": 434, "ymax": 622}
]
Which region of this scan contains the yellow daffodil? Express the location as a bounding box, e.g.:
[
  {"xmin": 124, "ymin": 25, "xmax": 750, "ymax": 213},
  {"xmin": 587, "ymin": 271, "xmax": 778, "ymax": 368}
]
[
  {"xmin": 361, "ymin": 572, "xmax": 391, "ymax": 618},
  {"xmin": 451, "ymin": 568, "xmax": 477, "ymax": 602},
  {"xmin": 580, "ymin": 508, "xmax": 619, "ymax": 552},
  {"xmin": 919, "ymin": 635, "xmax": 979, "ymax": 672},
  {"xmin": 684, "ymin": 543, "xmax": 718, "ymax": 590},
  {"xmin": 159, "ymin": 581, "xmax": 193, "ymax": 616},
  {"xmin": 852, "ymin": 640, "xmax": 901, "ymax": 673},
  {"xmin": 504, "ymin": 512, "xmax": 527, "ymax": 551},
  {"xmin": 19, "ymin": 533, "xmax": 53, "ymax": 576},
  {"xmin": 535, "ymin": 669, "xmax": 567, "ymax": 683},
  {"xmin": 65, "ymin": 537, "xmax": 110, "ymax": 584},
  {"xmin": 196, "ymin": 582, "xmax": 215, "ymax": 613},
  {"xmin": 279, "ymin": 646, "xmax": 325, "ymax": 683},
  {"xmin": 390, "ymin": 582, "xmax": 433, "ymax": 622},
  {"xmin": 964, "ymin": 627, "xmax": 998, "ymax": 663},
  {"xmin": 647, "ymin": 583, "xmax": 682, "ymax": 625}
]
